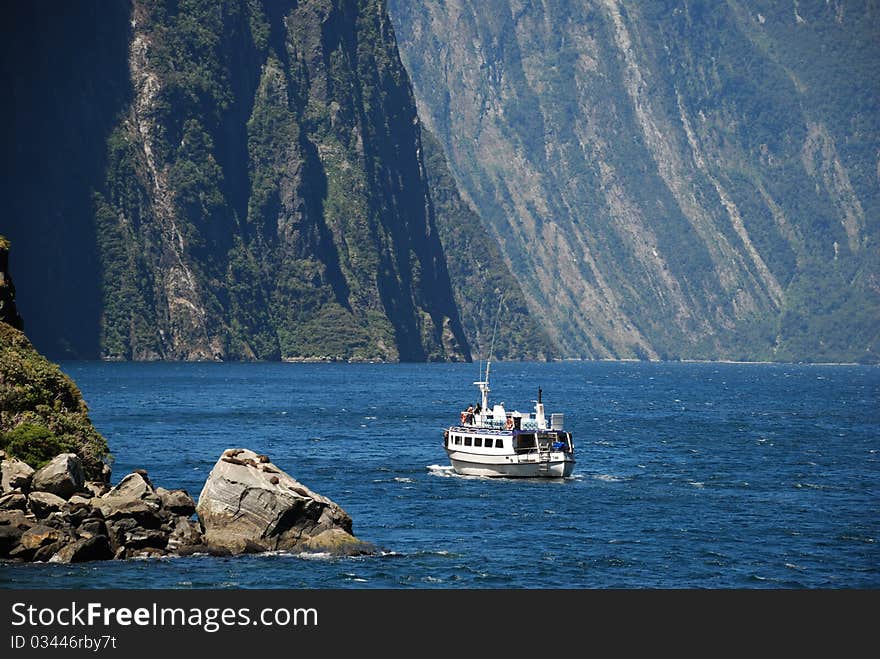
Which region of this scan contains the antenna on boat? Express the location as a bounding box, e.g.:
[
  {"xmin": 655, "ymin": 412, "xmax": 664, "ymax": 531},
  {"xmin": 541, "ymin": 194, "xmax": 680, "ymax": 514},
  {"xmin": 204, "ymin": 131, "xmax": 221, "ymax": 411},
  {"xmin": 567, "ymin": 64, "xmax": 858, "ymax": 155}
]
[
  {"xmin": 474, "ymin": 294, "xmax": 504, "ymax": 414},
  {"xmin": 476, "ymin": 298, "xmax": 484, "ymax": 389},
  {"xmin": 486, "ymin": 294, "xmax": 504, "ymax": 379}
]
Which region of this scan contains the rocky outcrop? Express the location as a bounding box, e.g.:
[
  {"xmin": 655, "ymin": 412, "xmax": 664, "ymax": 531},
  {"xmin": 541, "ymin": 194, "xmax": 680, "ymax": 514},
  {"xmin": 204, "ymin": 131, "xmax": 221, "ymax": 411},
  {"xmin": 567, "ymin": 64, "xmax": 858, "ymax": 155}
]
[
  {"xmin": 197, "ymin": 449, "xmax": 373, "ymax": 556},
  {"xmin": 0, "ymin": 455, "xmax": 203, "ymax": 563},
  {"xmin": 2, "ymin": 449, "xmax": 375, "ymax": 563}
]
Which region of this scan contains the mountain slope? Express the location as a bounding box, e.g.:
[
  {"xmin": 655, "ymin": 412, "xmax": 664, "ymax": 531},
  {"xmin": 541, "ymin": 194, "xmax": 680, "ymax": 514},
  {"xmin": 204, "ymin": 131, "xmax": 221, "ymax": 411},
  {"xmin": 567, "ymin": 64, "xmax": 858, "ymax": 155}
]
[
  {"xmin": 0, "ymin": 0, "xmax": 131, "ymax": 358},
  {"xmin": 6, "ymin": 0, "xmax": 515, "ymax": 362},
  {"xmin": 92, "ymin": 0, "xmax": 470, "ymax": 362},
  {"xmin": 423, "ymin": 129, "xmax": 554, "ymax": 361},
  {"xmin": 388, "ymin": 0, "xmax": 879, "ymax": 363}
]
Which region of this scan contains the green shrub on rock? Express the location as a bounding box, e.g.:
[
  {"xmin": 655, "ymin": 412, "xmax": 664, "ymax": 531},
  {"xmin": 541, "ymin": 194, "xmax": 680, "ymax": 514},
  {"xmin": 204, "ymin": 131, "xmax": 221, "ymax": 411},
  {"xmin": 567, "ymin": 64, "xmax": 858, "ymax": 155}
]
[
  {"xmin": 0, "ymin": 423, "xmax": 62, "ymax": 471},
  {"xmin": 0, "ymin": 323, "xmax": 109, "ymax": 478}
]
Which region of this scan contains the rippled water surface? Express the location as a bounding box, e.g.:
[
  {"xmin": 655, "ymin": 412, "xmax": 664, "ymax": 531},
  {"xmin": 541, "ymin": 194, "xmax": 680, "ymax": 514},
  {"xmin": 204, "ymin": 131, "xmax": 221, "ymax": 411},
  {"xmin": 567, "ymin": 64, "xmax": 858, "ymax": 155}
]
[{"xmin": 2, "ymin": 361, "xmax": 878, "ymax": 588}]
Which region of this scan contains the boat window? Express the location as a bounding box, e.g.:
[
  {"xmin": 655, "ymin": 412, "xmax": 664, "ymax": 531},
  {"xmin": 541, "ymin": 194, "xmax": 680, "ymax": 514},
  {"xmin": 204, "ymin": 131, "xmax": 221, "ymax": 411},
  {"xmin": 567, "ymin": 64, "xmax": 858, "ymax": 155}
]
[
  {"xmin": 464, "ymin": 437, "xmax": 472, "ymax": 447},
  {"xmin": 474, "ymin": 438, "xmax": 482, "ymax": 447},
  {"xmin": 494, "ymin": 438, "xmax": 505, "ymax": 449},
  {"xmin": 514, "ymin": 434, "xmax": 537, "ymax": 451},
  {"xmin": 453, "ymin": 436, "xmax": 461, "ymax": 446}
]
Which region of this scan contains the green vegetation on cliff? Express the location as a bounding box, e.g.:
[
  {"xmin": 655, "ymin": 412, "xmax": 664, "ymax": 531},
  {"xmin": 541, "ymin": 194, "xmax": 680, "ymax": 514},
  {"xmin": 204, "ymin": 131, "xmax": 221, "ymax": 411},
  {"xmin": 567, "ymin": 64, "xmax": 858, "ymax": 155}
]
[
  {"xmin": 91, "ymin": 0, "xmax": 469, "ymax": 362},
  {"xmin": 0, "ymin": 241, "xmax": 109, "ymax": 477},
  {"xmin": 422, "ymin": 131, "xmax": 554, "ymax": 360}
]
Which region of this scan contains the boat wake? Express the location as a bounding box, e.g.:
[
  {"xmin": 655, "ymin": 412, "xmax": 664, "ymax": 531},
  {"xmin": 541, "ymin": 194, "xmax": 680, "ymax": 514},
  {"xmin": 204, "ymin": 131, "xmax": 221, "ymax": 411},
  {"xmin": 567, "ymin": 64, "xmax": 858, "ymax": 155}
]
[
  {"xmin": 425, "ymin": 464, "xmax": 486, "ymax": 480},
  {"xmin": 593, "ymin": 473, "xmax": 628, "ymax": 483}
]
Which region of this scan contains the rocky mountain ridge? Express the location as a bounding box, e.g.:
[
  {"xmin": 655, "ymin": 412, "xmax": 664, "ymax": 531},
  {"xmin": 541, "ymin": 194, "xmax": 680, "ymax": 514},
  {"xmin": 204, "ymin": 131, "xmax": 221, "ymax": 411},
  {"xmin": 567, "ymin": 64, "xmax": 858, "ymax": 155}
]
[{"xmin": 389, "ymin": 0, "xmax": 878, "ymax": 363}]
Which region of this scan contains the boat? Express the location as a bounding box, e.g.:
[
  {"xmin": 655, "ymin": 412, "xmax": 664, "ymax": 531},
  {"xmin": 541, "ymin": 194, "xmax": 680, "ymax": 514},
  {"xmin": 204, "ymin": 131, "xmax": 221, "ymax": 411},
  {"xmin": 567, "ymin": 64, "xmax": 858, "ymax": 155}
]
[{"xmin": 442, "ymin": 361, "xmax": 576, "ymax": 478}]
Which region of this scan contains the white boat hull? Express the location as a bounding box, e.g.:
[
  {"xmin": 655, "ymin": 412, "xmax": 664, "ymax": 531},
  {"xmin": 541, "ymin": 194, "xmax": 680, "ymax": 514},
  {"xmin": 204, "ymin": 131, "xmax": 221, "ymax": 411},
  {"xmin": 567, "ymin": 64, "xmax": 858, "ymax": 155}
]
[{"xmin": 445, "ymin": 448, "xmax": 575, "ymax": 478}]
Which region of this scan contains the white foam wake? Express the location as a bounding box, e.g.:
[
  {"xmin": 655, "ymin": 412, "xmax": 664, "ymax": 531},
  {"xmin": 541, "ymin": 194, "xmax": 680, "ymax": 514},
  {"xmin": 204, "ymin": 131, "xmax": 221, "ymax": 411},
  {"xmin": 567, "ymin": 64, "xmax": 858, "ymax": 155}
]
[{"xmin": 425, "ymin": 464, "xmax": 485, "ymax": 480}]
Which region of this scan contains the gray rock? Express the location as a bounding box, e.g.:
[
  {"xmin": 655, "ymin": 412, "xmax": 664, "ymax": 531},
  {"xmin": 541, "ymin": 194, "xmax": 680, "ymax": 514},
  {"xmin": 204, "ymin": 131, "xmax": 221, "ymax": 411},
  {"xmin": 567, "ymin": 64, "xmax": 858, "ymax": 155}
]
[
  {"xmin": 92, "ymin": 472, "xmax": 162, "ymax": 526},
  {"xmin": 106, "ymin": 518, "xmax": 138, "ymax": 553},
  {"xmin": 77, "ymin": 518, "xmax": 107, "ymax": 539},
  {"xmin": 1, "ymin": 457, "xmax": 35, "ymax": 493},
  {"xmin": 20, "ymin": 524, "xmax": 66, "ymax": 551},
  {"xmin": 32, "ymin": 541, "xmax": 65, "ymax": 563},
  {"xmin": 27, "ymin": 491, "xmax": 67, "ymax": 518},
  {"xmin": 84, "ymin": 481, "xmax": 110, "ymax": 497},
  {"xmin": 94, "ymin": 497, "xmax": 161, "ymax": 525},
  {"xmin": 156, "ymin": 487, "xmax": 196, "ymax": 516},
  {"xmin": 68, "ymin": 495, "xmax": 92, "ymax": 506},
  {"xmin": 196, "ymin": 448, "xmax": 367, "ymax": 555},
  {"xmin": 123, "ymin": 528, "xmax": 167, "ymax": 550},
  {"xmin": 108, "ymin": 472, "xmax": 157, "ymax": 501},
  {"xmin": 0, "ymin": 491, "xmax": 27, "ymax": 511},
  {"xmin": 50, "ymin": 535, "xmax": 112, "ymax": 563},
  {"xmin": 32, "ymin": 454, "xmax": 84, "ymax": 499},
  {"xmin": 166, "ymin": 517, "xmax": 203, "ymax": 552}
]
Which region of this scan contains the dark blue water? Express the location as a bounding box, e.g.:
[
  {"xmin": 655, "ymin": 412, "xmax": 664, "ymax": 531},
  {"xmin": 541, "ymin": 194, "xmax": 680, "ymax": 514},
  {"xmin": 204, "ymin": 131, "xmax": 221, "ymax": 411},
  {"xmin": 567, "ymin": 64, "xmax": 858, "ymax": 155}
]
[{"xmin": 2, "ymin": 361, "xmax": 878, "ymax": 588}]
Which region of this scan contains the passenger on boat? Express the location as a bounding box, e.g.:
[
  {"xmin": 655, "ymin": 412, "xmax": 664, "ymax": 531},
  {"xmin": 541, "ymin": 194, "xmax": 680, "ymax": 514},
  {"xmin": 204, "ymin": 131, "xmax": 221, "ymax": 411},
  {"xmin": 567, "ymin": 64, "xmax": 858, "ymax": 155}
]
[{"xmin": 460, "ymin": 405, "xmax": 475, "ymax": 425}]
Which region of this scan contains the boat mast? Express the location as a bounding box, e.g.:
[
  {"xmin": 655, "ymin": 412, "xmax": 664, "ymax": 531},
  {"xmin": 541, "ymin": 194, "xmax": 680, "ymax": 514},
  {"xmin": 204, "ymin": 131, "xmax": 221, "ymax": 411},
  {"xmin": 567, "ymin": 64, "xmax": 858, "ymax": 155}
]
[{"xmin": 473, "ymin": 295, "xmax": 504, "ymax": 416}]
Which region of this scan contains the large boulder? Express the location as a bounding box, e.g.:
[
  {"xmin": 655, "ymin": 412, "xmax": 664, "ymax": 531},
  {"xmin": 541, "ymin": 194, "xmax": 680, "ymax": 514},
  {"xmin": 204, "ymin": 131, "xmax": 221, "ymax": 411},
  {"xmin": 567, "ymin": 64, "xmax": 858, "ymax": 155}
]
[
  {"xmin": 1, "ymin": 457, "xmax": 34, "ymax": 492},
  {"xmin": 196, "ymin": 449, "xmax": 373, "ymax": 555},
  {"xmin": 20, "ymin": 524, "xmax": 66, "ymax": 552},
  {"xmin": 105, "ymin": 472, "xmax": 157, "ymax": 501},
  {"xmin": 27, "ymin": 491, "xmax": 67, "ymax": 518},
  {"xmin": 166, "ymin": 517, "xmax": 204, "ymax": 554},
  {"xmin": 0, "ymin": 491, "xmax": 26, "ymax": 511},
  {"xmin": 91, "ymin": 472, "xmax": 162, "ymax": 526},
  {"xmin": 156, "ymin": 487, "xmax": 196, "ymax": 516},
  {"xmin": 0, "ymin": 510, "xmax": 34, "ymax": 555},
  {"xmin": 50, "ymin": 535, "xmax": 112, "ymax": 563},
  {"xmin": 31, "ymin": 454, "xmax": 84, "ymax": 499}
]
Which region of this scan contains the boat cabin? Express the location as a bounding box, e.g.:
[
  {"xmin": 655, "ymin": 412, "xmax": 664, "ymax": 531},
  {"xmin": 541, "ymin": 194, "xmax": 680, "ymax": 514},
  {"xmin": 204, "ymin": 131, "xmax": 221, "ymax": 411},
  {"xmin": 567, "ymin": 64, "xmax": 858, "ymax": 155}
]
[{"xmin": 444, "ymin": 427, "xmax": 573, "ymax": 456}]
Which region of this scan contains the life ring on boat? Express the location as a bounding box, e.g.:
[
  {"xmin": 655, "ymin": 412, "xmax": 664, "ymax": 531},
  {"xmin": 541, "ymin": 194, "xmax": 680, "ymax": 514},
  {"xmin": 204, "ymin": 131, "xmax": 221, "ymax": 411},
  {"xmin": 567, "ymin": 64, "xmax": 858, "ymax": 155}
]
[
  {"xmin": 505, "ymin": 417, "xmax": 514, "ymax": 430},
  {"xmin": 460, "ymin": 412, "xmax": 468, "ymax": 424}
]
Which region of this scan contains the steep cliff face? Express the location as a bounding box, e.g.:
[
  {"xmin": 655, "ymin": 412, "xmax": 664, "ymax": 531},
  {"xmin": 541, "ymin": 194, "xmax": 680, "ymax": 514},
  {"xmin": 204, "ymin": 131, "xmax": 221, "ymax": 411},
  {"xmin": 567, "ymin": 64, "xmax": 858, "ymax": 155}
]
[
  {"xmin": 0, "ymin": 237, "xmax": 24, "ymax": 331},
  {"xmin": 422, "ymin": 131, "xmax": 554, "ymax": 361},
  {"xmin": 1, "ymin": 1, "xmax": 131, "ymax": 358},
  {"xmin": 90, "ymin": 0, "xmax": 468, "ymax": 362},
  {"xmin": 389, "ymin": 0, "xmax": 879, "ymax": 363}
]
